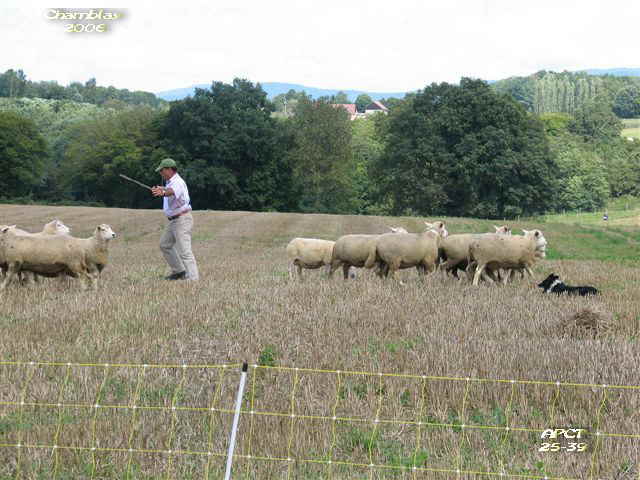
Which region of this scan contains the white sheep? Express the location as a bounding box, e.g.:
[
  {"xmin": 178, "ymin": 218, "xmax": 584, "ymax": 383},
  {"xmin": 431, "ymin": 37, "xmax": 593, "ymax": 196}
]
[
  {"xmin": 0, "ymin": 224, "xmax": 116, "ymax": 291},
  {"xmin": 329, "ymin": 227, "xmax": 410, "ymax": 279},
  {"xmin": 0, "ymin": 220, "xmax": 71, "ymax": 283},
  {"xmin": 439, "ymin": 225, "xmax": 511, "ymax": 281},
  {"xmin": 369, "ymin": 221, "xmax": 449, "ymax": 281},
  {"xmin": 286, "ymin": 238, "xmax": 337, "ymax": 279},
  {"xmin": 329, "ymin": 234, "xmax": 379, "ymax": 279},
  {"xmin": 468, "ymin": 229, "xmax": 547, "ymax": 286},
  {"xmin": 40, "ymin": 219, "xmax": 71, "ymax": 236},
  {"xmin": 501, "ymin": 241, "xmax": 547, "ymax": 283}
]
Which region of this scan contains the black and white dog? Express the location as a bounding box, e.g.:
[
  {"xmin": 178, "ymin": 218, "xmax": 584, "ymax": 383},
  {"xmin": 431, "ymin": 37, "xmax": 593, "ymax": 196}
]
[{"xmin": 537, "ymin": 273, "xmax": 599, "ymax": 296}]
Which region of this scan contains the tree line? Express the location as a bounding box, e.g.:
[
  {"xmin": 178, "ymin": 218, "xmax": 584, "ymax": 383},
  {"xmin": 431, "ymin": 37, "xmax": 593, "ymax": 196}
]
[
  {"xmin": 1, "ymin": 76, "xmax": 639, "ymax": 219},
  {"xmin": 0, "ymin": 69, "xmax": 164, "ymax": 108},
  {"xmin": 493, "ymin": 70, "xmax": 640, "ymax": 118}
]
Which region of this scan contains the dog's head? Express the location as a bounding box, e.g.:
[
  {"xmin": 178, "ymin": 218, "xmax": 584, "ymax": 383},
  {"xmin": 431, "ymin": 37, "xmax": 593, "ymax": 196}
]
[{"xmin": 537, "ymin": 273, "xmax": 559, "ymax": 290}]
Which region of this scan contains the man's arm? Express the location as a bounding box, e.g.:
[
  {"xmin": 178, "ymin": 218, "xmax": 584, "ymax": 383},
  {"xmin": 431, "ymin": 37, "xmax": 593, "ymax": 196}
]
[{"xmin": 152, "ymin": 186, "xmax": 175, "ymax": 197}]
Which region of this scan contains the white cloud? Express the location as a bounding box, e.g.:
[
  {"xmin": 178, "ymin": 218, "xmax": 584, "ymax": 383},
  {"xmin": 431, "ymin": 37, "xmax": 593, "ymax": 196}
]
[{"xmin": 1, "ymin": 0, "xmax": 639, "ymax": 93}]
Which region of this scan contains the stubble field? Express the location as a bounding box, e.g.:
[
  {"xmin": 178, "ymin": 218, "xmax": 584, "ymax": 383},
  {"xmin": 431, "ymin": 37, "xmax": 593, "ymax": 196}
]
[{"xmin": 1, "ymin": 204, "xmax": 640, "ymax": 479}]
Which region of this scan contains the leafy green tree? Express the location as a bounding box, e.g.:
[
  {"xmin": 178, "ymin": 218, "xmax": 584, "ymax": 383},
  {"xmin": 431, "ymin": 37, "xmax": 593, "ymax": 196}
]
[
  {"xmin": 569, "ymin": 100, "xmax": 623, "ymax": 142},
  {"xmin": 355, "ymin": 94, "xmax": 373, "ymax": 113},
  {"xmin": 332, "ymin": 91, "xmax": 350, "ymax": 104},
  {"xmin": 0, "ymin": 111, "xmax": 48, "ymax": 198},
  {"xmin": 0, "ymin": 97, "xmax": 118, "ymax": 200},
  {"xmin": 538, "ymin": 112, "xmax": 572, "ymax": 136},
  {"xmin": 351, "ymin": 116, "xmax": 386, "ymax": 213},
  {"xmin": 593, "ymin": 136, "xmax": 640, "ymax": 198},
  {"xmin": 60, "ymin": 107, "xmax": 166, "ymax": 207},
  {"xmin": 287, "ymin": 97, "xmax": 358, "ymax": 213},
  {"xmin": 0, "ymin": 69, "xmax": 28, "ymax": 97},
  {"xmin": 554, "ymin": 143, "xmax": 609, "ymax": 210},
  {"xmin": 159, "ymin": 78, "xmax": 296, "ymax": 211},
  {"xmin": 613, "ymin": 85, "xmax": 640, "ymax": 118},
  {"xmin": 371, "ymin": 78, "xmax": 557, "ymax": 218}
]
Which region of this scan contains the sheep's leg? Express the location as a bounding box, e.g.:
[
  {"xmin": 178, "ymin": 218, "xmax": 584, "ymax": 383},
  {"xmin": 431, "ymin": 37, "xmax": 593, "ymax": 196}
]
[
  {"xmin": 78, "ymin": 270, "xmax": 92, "ymax": 291},
  {"xmin": 1, "ymin": 263, "xmax": 20, "ymax": 290},
  {"xmin": 22, "ymin": 272, "xmax": 37, "ymax": 286},
  {"xmin": 86, "ymin": 268, "xmax": 99, "ymax": 290},
  {"xmin": 375, "ymin": 261, "xmax": 387, "ymax": 278},
  {"xmin": 425, "ymin": 262, "xmax": 436, "ymax": 276},
  {"xmin": 323, "ymin": 264, "xmax": 332, "ymax": 277},
  {"xmin": 465, "ymin": 261, "xmax": 478, "ymax": 282},
  {"xmin": 524, "ymin": 267, "xmax": 534, "ymax": 278},
  {"xmin": 328, "ymin": 260, "xmax": 341, "ymax": 279},
  {"xmin": 288, "ymin": 261, "xmax": 295, "ymax": 280},
  {"xmin": 481, "ymin": 270, "xmax": 495, "ymax": 284},
  {"xmin": 440, "ymin": 259, "xmax": 455, "ymax": 277},
  {"xmin": 387, "ymin": 261, "xmax": 404, "ymax": 284},
  {"xmin": 342, "ymin": 264, "xmax": 351, "ymax": 280},
  {"xmin": 472, "ymin": 263, "xmax": 485, "ymax": 286}
]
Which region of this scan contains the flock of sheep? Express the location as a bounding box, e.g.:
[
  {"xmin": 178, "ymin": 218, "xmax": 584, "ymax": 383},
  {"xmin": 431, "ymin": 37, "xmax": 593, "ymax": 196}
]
[
  {"xmin": 287, "ymin": 222, "xmax": 548, "ymax": 285},
  {"xmin": 0, "ymin": 220, "xmax": 117, "ymax": 290},
  {"xmin": 0, "ymin": 216, "xmax": 549, "ymax": 291}
]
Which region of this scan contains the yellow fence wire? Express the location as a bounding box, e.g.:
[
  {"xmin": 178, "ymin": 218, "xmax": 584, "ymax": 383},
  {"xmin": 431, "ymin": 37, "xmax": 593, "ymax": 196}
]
[{"xmin": 0, "ymin": 360, "xmax": 638, "ymax": 479}]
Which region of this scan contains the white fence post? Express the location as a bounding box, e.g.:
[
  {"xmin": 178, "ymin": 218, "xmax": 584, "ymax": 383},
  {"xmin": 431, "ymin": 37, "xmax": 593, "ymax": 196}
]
[{"xmin": 224, "ymin": 362, "xmax": 248, "ymax": 480}]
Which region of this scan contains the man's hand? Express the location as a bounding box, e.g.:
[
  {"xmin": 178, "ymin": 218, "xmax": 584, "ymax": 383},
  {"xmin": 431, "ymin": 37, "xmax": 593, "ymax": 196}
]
[{"xmin": 151, "ymin": 186, "xmax": 165, "ymax": 197}]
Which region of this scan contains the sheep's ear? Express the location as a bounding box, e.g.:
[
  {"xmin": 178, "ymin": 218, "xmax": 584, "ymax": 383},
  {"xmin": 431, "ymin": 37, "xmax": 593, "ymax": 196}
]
[
  {"xmin": 493, "ymin": 225, "xmax": 499, "ymax": 230},
  {"xmin": 424, "ymin": 221, "xmax": 433, "ymax": 228},
  {"xmin": 1, "ymin": 225, "xmax": 15, "ymax": 233},
  {"xmin": 522, "ymin": 229, "xmax": 530, "ymax": 235}
]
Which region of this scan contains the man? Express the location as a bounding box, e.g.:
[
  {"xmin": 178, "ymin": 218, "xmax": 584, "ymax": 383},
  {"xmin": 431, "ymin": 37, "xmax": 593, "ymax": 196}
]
[{"xmin": 151, "ymin": 158, "xmax": 199, "ymax": 281}]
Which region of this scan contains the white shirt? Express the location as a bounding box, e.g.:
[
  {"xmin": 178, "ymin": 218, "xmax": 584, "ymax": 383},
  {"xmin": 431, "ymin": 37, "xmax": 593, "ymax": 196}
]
[{"xmin": 163, "ymin": 173, "xmax": 191, "ymax": 217}]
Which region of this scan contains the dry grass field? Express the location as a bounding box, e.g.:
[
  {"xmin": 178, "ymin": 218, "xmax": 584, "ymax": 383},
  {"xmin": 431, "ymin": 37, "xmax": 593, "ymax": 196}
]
[{"xmin": 1, "ymin": 204, "xmax": 640, "ymax": 479}]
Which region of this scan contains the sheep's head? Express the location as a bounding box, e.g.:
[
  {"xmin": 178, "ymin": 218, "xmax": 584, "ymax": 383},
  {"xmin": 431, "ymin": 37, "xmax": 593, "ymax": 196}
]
[
  {"xmin": 96, "ymin": 224, "xmax": 116, "ymax": 240},
  {"xmin": 425, "ymin": 221, "xmax": 448, "ymax": 238},
  {"xmin": 44, "ymin": 219, "xmax": 71, "ymax": 235},
  {"xmin": 388, "ymin": 226, "xmax": 408, "ymax": 234},
  {"xmin": 523, "ymin": 229, "xmax": 547, "ymax": 250},
  {"xmin": 494, "ymin": 225, "xmax": 512, "ymax": 235},
  {"xmin": 0, "ymin": 225, "xmax": 16, "ymax": 234}
]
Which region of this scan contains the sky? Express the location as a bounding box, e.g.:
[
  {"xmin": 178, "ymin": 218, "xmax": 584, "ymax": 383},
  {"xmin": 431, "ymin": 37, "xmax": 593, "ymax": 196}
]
[{"xmin": 2, "ymin": 0, "xmax": 639, "ymax": 94}]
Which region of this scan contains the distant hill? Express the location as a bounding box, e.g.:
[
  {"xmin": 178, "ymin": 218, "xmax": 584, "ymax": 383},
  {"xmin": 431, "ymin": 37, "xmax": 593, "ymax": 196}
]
[
  {"xmin": 156, "ymin": 82, "xmax": 410, "ymax": 102},
  {"xmin": 580, "ymin": 68, "xmax": 640, "ymax": 77},
  {"xmin": 157, "ymin": 69, "xmax": 640, "ymax": 102}
]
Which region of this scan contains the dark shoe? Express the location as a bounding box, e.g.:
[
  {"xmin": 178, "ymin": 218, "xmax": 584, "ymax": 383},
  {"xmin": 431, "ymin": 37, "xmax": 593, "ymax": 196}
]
[{"xmin": 165, "ymin": 271, "xmax": 186, "ymax": 280}]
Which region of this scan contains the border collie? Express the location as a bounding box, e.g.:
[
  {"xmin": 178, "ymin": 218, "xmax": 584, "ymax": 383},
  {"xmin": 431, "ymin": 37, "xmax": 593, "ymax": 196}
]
[{"xmin": 537, "ymin": 273, "xmax": 599, "ymax": 296}]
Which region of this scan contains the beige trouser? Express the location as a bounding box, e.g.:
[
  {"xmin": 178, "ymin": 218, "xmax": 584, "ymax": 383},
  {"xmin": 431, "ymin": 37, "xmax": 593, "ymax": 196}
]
[{"xmin": 160, "ymin": 212, "xmax": 199, "ymax": 280}]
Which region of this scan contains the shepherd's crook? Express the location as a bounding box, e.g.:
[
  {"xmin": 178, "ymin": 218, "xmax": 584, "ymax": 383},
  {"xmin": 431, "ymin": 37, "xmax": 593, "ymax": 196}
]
[{"xmin": 118, "ymin": 173, "xmax": 153, "ymax": 191}]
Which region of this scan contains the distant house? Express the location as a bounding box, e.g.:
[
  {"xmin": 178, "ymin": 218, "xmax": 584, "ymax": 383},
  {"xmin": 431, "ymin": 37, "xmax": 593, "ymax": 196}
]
[
  {"xmin": 364, "ymin": 101, "xmax": 389, "ymax": 115},
  {"xmin": 331, "ymin": 103, "xmax": 358, "ymax": 120}
]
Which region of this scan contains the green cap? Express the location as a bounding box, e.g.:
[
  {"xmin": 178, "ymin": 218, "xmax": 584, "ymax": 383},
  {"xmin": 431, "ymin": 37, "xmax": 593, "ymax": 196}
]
[{"xmin": 155, "ymin": 158, "xmax": 177, "ymax": 172}]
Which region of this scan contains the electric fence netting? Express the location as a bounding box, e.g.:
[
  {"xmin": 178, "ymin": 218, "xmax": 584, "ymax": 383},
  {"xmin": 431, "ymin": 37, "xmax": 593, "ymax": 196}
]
[{"xmin": 1, "ymin": 361, "xmax": 639, "ymax": 479}]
